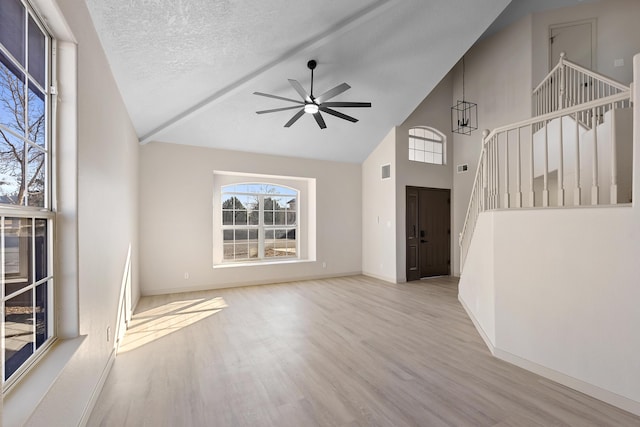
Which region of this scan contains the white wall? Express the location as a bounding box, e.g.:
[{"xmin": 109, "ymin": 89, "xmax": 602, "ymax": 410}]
[
  {"xmin": 139, "ymin": 142, "xmax": 362, "ymax": 294},
  {"xmin": 532, "ymin": 0, "xmax": 640, "ymax": 86},
  {"xmin": 4, "ymin": 0, "xmax": 140, "ymax": 426},
  {"xmin": 362, "ymin": 128, "xmax": 397, "ymax": 282},
  {"xmin": 457, "ymin": 53, "xmax": 640, "ymax": 417},
  {"xmin": 452, "ymin": 15, "xmax": 534, "ymax": 275},
  {"xmin": 395, "ymin": 75, "xmax": 454, "ymax": 282}
]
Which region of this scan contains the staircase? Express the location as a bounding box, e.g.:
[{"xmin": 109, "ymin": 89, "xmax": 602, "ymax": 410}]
[{"xmin": 459, "ymin": 54, "xmax": 632, "ymax": 270}]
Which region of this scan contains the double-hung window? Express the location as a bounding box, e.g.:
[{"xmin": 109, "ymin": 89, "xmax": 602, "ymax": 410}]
[
  {"xmin": 221, "ymin": 184, "xmax": 298, "ymax": 262},
  {"xmin": 0, "ymin": 0, "xmax": 55, "ymax": 388}
]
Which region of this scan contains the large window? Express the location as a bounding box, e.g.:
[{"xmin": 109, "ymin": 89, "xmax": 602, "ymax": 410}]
[
  {"xmin": 408, "ymin": 126, "xmax": 446, "ymax": 165},
  {"xmin": 1, "ymin": 0, "xmax": 55, "ymax": 387},
  {"xmin": 221, "ymin": 183, "xmax": 298, "ymax": 262}
]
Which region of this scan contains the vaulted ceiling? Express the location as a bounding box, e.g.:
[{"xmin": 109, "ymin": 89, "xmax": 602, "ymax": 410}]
[{"xmin": 85, "ymin": 0, "xmax": 587, "ymax": 163}]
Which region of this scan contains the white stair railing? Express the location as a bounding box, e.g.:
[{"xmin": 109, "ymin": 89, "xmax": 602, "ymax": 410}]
[
  {"xmin": 459, "ymin": 91, "xmax": 632, "ymax": 270},
  {"xmin": 533, "ymin": 53, "xmax": 629, "ymax": 120}
]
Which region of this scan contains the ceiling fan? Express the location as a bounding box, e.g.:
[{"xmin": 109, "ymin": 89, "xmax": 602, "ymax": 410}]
[{"xmin": 254, "ymin": 60, "xmax": 371, "ymax": 129}]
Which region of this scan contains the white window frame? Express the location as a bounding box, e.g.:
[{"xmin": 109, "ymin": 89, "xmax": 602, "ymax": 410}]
[
  {"xmin": 0, "ymin": 0, "xmax": 56, "ymax": 390},
  {"xmin": 408, "ymin": 126, "xmax": 446, "ymax": 165},
  {"xmin": 221, "ymin": 184, "xmax": 299, "ymax": 262}
]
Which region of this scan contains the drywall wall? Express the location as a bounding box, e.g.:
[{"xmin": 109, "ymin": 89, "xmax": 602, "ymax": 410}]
[
  {"xmin": 532, "ymin": 0, "xmax": 640, "ymax": 86},
  {"xmin": 457, "ymin": 53, "xmax": 640, "ymax": 417},
  {"xmin": 395, "ymin": 74, "xmax": 454, "ymax": 282},
  {"xmin": 452, "ymin": 14, "xmax": 534, "ymax": 275},
  {"xmin": 3, "ymin": 0, "xmax": 140, "ymax": 426},
  {"xmin": 139, "ymin": 142, "xmax": 362, "ymax": 295},
  {"xmin": 362, "ymin": 128, "xmax": 397, "ymax": 282},
  {"xmin": 457, "ymin": 213, "xmax": 495, "ymax": 344}
]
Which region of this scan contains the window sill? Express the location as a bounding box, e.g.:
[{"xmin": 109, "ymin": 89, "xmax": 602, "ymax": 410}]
[
  {"xmin": 3, "ymin": 336, "xmax": 86, "ymax": 427},
  {"xmin": 213, "ymin": 258, "xmax": 314, "ymax": 269}
]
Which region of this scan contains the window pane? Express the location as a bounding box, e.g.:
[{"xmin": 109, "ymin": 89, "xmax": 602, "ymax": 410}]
[
  {"xmin": 27, "ymin": 145, "xmax": 45, "ymax": 207},
  {"xmin": 425, "ymin": 140, "xmax": 434, "ymax": 153},
  {"xmin": 35, "ymin": 281, "xmax": 48, "ymax": 349},
  {"xmin": 233, "ymin": 196, "xmax": 245, "ymax": 210},
  {"xmin": 287, "ymin": 212, "xmax": 296, "ymax": 226},
  {"xmin": 248, "ymin": 243, "xmax": 258, "ymax": 259},
  {"xmin": 234, "ymin": 243, "xmax": 248, "ymax": 259},
  {"xmin": 434, "ymin": 142, "xmax": 442, "ymax": 154},
  {"xmin": 415, "ymin": 139, "xmax": 424, "ymax": 151},
  {"xmin": 0, "ymin": 0, "xmax": 26, "ymax": 66},
  {"xmin": 1, "ymin": 52, "xmax": 26, "ymax": 137},
  {"xmin": 274, "ymin": 211, "xmax": 285, "ymax": 225},
  {"xmin": 234, "ymin": 229, "xmax": 248, "ymax": 241},
  {"xmin": 223, "ymin": 230, "xmax": 233, "ymax": 242},
  {"xmin": 265, "ymin": 229, "xmax": 274, "ymax": 240},
  {"xmin": 222, "ymin": 210, "xmax": 233, "ymax": 225},
  {"xmin": 34, "ymin": 218, "xmax": 47, "ymax": 281},
  {"xmin": 408, "ymin": 138, "xmax": 414, "ymax": 149},
  {"xmin": 426, "ymin": 152, "xmax": 434, "ymax": 164},
  {"xmin": 5, "ymin": 289, "xmax": 34, "ymax": 381},
  {"xmin": 0, "ymin": 131, "xmax": 25, "ymax": 205},
  {"xmin": 415, "ymin": 150, "xmax": 425, "ymax": 163},
  {"xmin": 221, "ymin": 196, "xmax": 234, "ymax": 209},
  {"xmin": 4, "ymin": 217, "xmax": 32, "ymax": 296},
  {"xmin": 28, "ymin": 83, "xmax": 45, "ymax": 147},
  {"xmin": 434, "ymin": 153, "xmax": 443, "ymax": 165},
  {"xmin": 248, "ymin": 209, "xmax": 259, "ymax": 225},
  {"xmin": 234, "ymin": 210, "xmax": 247, "ymax": 225},
  {"xmin": 248, "ymin": 229, "xmax": 258, "ymax": 241},
  {"xmin": 264, "ymin": 211, "xmax": 273, "ymax": 226},
  {"xmin": 223, "ymin": 244, "xmax": 234, "ymax": 260},
  {"xmin": 28, "ymin": 16, "xmax": 46, "ymax": 87},
  {"xmin": 409, "ymin": 149, "xmax": 415, "ymax": 161}
]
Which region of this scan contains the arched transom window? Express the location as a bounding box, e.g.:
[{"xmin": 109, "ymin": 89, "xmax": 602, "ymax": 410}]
[{"xmin": 408, "ymin": 127, "xmax": 446, "ymax": 165}]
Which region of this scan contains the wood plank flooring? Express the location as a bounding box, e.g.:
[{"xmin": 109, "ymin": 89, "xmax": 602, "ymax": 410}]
[{"xmin": 87, "ymin": 276, "xmax": 640, "ymax": 426}]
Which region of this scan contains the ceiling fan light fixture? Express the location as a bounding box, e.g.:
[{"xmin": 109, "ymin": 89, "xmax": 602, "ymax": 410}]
[{"xmin": 304, "ymin": 103, "xmax": 319, "ymax": 114}]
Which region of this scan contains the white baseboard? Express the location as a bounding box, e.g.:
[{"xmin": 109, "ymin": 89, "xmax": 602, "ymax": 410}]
[
  {"xmin": 362, "ymin": 272, "xmax": 397, "ymax": 283},
  {"xmin": 141, "ymin": 271, "xmax": 364, "ymax": 296},
  {"xmin": 458, "ymin": 294, "xmax": 640, "ymax": 417},
  {"xmin": 458, "ymin": 295, "xmax": 496, "ymax": 353},
  {"xmin": 78, "ymin": 348, "xmax": 116, "ymax": 426}
]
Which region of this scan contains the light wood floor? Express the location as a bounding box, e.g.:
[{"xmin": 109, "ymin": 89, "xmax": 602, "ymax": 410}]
[{"xmin": 88, "ymin": 276, "xmax": 640, "ymax": 426}]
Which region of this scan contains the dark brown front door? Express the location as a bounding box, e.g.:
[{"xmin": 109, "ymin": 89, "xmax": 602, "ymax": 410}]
[{"xmin": 406, "ymin": 187, "xmax": 450, "ymax": 281}]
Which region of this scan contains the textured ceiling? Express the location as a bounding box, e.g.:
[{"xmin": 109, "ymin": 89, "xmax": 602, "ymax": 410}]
[{"xmin": 86, "ymin": 0, "xmax": 513, "ymax": 162}]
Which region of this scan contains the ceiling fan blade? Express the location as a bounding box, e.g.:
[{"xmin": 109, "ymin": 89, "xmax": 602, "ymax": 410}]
[
  {"xmin": 253, "ymin": 92, "xmax": 304, "ymax": 104},
  {"xmin": 320, "ymin": 107, "xmax": 358, "ymax": 123},
  {"xmin": 257, "ymin": 105, "xmax": 303, "ymax": 114},
  {"xmin": 284, "ymin": 109, "xmax": 305, "ymax": 127},
  {"xmin": 288, "ymin": 79, "xmax": 312, "ymax": 102},
  {"xmin": 315, "ymin": 83, "xmax": 351, "ymax": 104},
  {"xmin": 313, "ymin": 112, "xmax": 327, "ymax": 129},
  {"xmin": 322, "ymin": 101, "xmax": 371, "ymax": 108}
]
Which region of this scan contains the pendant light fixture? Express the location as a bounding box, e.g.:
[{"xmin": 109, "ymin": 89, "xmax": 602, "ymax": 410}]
[{"xmin": 451, "ymin": 56, "xmax": 478, "ymax": 135}]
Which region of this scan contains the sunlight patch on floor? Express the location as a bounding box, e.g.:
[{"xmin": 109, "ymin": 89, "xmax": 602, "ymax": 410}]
[{"xmin": 118, "ymin": 296, "xmax": 227, "ymax": 353}]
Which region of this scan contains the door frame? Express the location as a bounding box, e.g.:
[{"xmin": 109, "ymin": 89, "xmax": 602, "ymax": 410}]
[{"xmin": 549, "ymin": 18, "xmax": 597, "ymax": 70}]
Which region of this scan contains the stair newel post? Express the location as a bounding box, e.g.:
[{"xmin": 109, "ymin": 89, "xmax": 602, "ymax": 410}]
[
  {"xmin": 504, "ymin": 132, "xmax": 510, "ymax": 208},
  {"xmin": 543, "ymin": 120, "xmax": 550, "ymax": 207},
  {"xmin": 515, "ymin": 127, "xmax": 522, "ymax": 207},
  {"xmin": 591, "ymin": 107, "xmax": 599, "ymax": 204},
  {"xmin": 529, "ymin": 123, "xmax": 535, "ymax": 207},
  {"xmin": 574, "ymin": 112, "xmax": 581, "ymax": 206},
  {"xmin": 559, "ymin": 52, "xmax": 566, "ymax": 111},
  {"xmin": 558, "ymin": 113, "xmax": 565, "ymax": 206},
  {"xmin": 610, "ymin": 103, "xmax": 618, "ymax": 204},
  {"xmin": 482, "ymin": 129, "xmax": 490, "ymax": 210}
]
